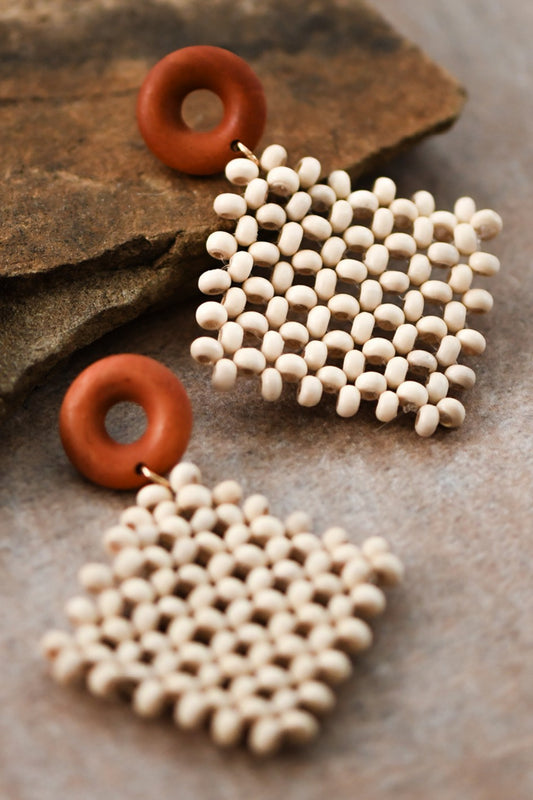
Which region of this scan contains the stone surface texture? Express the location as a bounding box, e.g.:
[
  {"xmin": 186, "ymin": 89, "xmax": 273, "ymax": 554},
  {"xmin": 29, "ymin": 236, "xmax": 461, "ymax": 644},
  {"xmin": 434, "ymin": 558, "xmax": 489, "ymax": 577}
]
[{"xmin": 1, "ymin": 1, "xmax": 533, "ymax": 800}]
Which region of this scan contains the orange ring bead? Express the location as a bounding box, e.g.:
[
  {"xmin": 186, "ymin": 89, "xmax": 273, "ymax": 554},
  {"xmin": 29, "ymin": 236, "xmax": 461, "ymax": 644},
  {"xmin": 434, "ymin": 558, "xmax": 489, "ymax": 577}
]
[
  {"xmin": 137, "ymin": 45, "xmax": 267, "ymax": 175},
  {"xmin": 59, "ymin": 354, "xmax": 193, "ymax": 489}
]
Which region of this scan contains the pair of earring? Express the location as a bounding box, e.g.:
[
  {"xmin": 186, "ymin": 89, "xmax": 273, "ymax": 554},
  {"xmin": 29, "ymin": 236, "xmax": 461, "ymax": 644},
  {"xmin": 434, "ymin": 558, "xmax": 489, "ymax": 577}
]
[{"xmin": 42, "ymin": 45, "xmax": 502, "ymax": 755}]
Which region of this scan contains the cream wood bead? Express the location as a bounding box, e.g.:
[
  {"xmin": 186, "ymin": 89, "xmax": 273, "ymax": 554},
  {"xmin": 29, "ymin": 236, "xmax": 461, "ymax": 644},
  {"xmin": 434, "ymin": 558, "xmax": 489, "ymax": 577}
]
[
  {"xmin": 206, "ymin": 231, "xmax": 238, "ymax": 261},
  {"xmin": 227, "ymin": 251, "xmax": 253, "ymax": 283},
  {"xmin": 243, "ymin": 276, "xmax": 274, "ymax": 305},
  {"xmin": 454, "ymin": 196, "xmax": 476, "ymax": 222},
  {"xmin": 420, "ymin": 280, "xmax": 453, "ymax": 304},
  {"xmin": 136, "ymin": 483, "xmax": 172, "ymax": 509},
  {"xmin": 279, "ymin": 321, "xmax": 309, "ymax": 348},
  {"xmin": 295, "ymin": 156, "xmax": 322, "ymax": 188},
  {"xmin": 271, "ymin": 261, "xmax": 294, "ymax": 293},
  {"xmin": 225, "ymin": 157, "xmax": 260, "ymax": 186},
  {"xmin": 415, "ymin": 404, "xmax": 440, "ymax": 438},
  {"xmin": 373, "ymin": 176, "xmax": 396, "ymax": 206},
  {"xmin": 218, "ymin": 321, "xmax": 244, "ymax": 354},
  {"xmin": 469, "ymin": 251, "xmax": 500, "ymax": 276},
  {"xmin": 215, "ymin": 503, "xmax": 244, "ymax": 530},
  {"xmin": 384, "ymin": 232, "xmax": 417, "ymax": 259},
  {"xmin": 265, "ymin": 296, "xmax": 289, "ymax": 328},
  {"xmin": 349, "ymin": 189, "xmax": 378, "ymax": 220},
  {"xmin": 198, "ymin": 268, "xmax": 231, "ymax": 296},
  {"xmin": 364, "ymin": 243, "xmax": 389, "ymax": 275},
  {"xmin": 244, "ymin": 177, "xmax": 269, "ymax": 209},
  {"xmin": 267, "ymin": 166, "xmax": 299, "ymax": 197},
  {"xmin": 211, "ymin": 358, "xmax": 237, "ymax": 392},
  {"xmin": 454, "ymin": 222, "xmax": 478, "ymax": 254},
  {"xmin": 403, "ymin": 290, "xmax": 424, "ymax": 322},
  {"xmin": 407, "ymin": 349, "xmax": 437, "ymax": 375},
  {"xmin": 297, "ymin": 680, "xmax": 335, "ymax": 713},
  {"xmin": 373, "ymin": 303, "xmax": 405, "ymax": 331},
  {"xmin": 362, "ymin": 337, "xmax": 395, "ymax": 365},
  {"xmin": 190, "ymin": 504, "xmax": 217, "ymax": 532},
  {"xmin": 284, "ymin": 512, "xmax": 312, "ymax": 537},
  {"xmin": 371, "ymin": 207, "xmax": 394, "ymax": 239},
  {"xmin": 351, "ymin": 311, "xmax": 375, "ymax": 344},
  {"xmin": 103, "ymin": 525, "xmax": 138, "ymax": 555},
  {"xmin": 321, "ymin": 236, "xmax": 347, "ymax": 266},
  {"xmin": 328, "ymin": 169, "xmax": 351, "ymax": 199},
  {"xmin": 277, "ymin": 221, "xmax": 304, "ymax": 256},
  {"xmin": 435, "ymin": 335, "xmax": 461, "ymax": 367},
  {"xmin": 412, "ymin": 190, "xmax": 435, "ymax": 216},
  {"xmin": 314, "ymin": 268, "xmax": 338, "ymax": 300},
  {"xmin": 389, "ymin": 198, "xmax": 418, "ymax": 229},
  {"xmin": 196, "ymin": 300, "xmax": 228, "ymax": 330},
  {"xmin": 336, "ymin": 385, "xmax": 361, "ymax": 417},
  {"xmin": 302, "ymin": 214, "xmax": 333, "ymax": 241},
  {"xmin": 169, "ymin": 462, "xmax": 201, "ymax": 491},
  {"xmin": 443, "ymin": 300, "xmax": 467, "ymax": 332},
  {"xmin": 174, "ymin": 691, "xmax": 210, "ymax": 730},
  {"xmin": 285, "ymin": 284, "xmax": 318, "ymax": 312},
  {"xmin": 437, "ymin": 397, "xmax": 466, "ymax": 428},
  {"xmin": 210, "ymin": 707, "xmax": 244, "ymax": 748},
  {"xmin": 235, "ymin": 215, "xmax": 258, "ymax": 247},
  {"xmin": 292, "ymin": 249, "xmax": 322, "ymax": 275},
  {"xmin": 336, "ymin": 258, "xmax": 367, "ymax": 284},
  {"xmin": 471, "ymin": 208, "xmax": 503, "ymax": 239},
  {"xmin": 457, "ymin": 328, "xmax": 486, "ymax": 355},
  {"xmin": 316, "ymin": 649, "xmax": 352, "ymax": 683},
  {"xmin": 248, "ymin": 716, "xmax": 283, "ymax": 756},
  {"xmin": 359, "ymin": 279, "xmax": 383, "ymax": 311},
  {"xmin": 306, "ymin": 305, "xmax": 331, "ymax": 338},
  {"xmin": 342, "ymin": 349, "xmax": 366, "ymax": 380},
  {"xmin": 430, "ymin": 210, "xmax": 457, "ymax": 242},
  {"xmin": 407, "ymin": 254, "xmax": 432, "ymax": 285},
  {"xmin": 177, "ymin": 483, "xmax": 212, "ymax": 512},
  {"xmin": 275, "ymin": 353, "xmax": 308, "ymax": 382},
  {"xmin": 190, "ymin": 336, "xmax": 223, "ymax": 366},
  {"xmin": 233, "ymin": 348, "xmax": 266, "ymax": 376},
  {"xmin": 256, "ymin": 203, "xmax": 286, "ymax": 230},
  {"xmin": 427, "ymin": 242, "xmax": 459, "ymax": 269},
  {"xmin": 344, "ymin": 225, "xmax": 374, "ymax": 253},
  {"xmin": 328, "ymin": 292, "xmax": 359, "ymax": 321},
  {"xmin": 308, "ymin": 184, "xmax": 337, "ymax": 212},
  {"xmin": 448, "ymin": 264, "xmax": 474, "ymax": 294},
  {"xmin": 213, "ymin": 192, "xmax": 247, "ymax": 220},
  {"xmin": 65, "ymin": 596, "xmax": 99, "ymax": 626},
  {"xmin": 396, "ymin": 381, "xmax": 429, "ymax": 411},
  {"xmin": 317, "ymin": 366, "xmax": 348, "ymax": 393},
  {"xmin": 426, "ymin": 371, "xmax": 449, "ymax": 404},
  {"xmin": 40, "ymin": 629, "xmax": 75, "ymax": 659},
  {"xmin": 384, "ymin": 356, "xmax": 409, "ymax": 389},
  {"xmin": 119, "ymin": 505, "xmax": 153, "ymax": 529},
  {"xmin": 304, "ymin": 339, "xmax": 328, "ymax": 371},
  {"xmin": 285, "ymin": 191, "xmax": 313, "ymax": 221},
  {"xmin": 355, "ymin": 371, "xmax": 387, "ymax": 401},
  {"xmin": 260, "ymin": 143, "xmax": 288, "ymax": 170},
  {"xmin": 261, "ymin": 330, "xmax": 285, "ymax": 362},
  {"xmin": 445, "ymin": 364, "xmax": 476, "ymax": 390},
  {"xmin": 87, "ymin": 661, "xmax": 122, "ymax": 696},
  {"xmin": 323, "ymin": 330, "xmax": 354, "ymax": 358},
  {"xmin": 462, "ymin": 288, "xmax": 494, "ymax": 313},
  {"xmin": 379, "ymin": 270, "xmax": 410, "ymax": 293},
  {"xmin": 121, "ymin": 577, "xmax": 156, "ymax": 605},
  {"xmin": 413, "ymin": 216, "xmax": 434, "ymax": 249},
  {"xmin": 416, "ymin": 315, "xmax": 448, "ymax": 344},
  {"xmin": 248, "ymin": 241, "xmax": 280, "ymax": 267},
  {"xmin": 222, "ymin": 287, "xmax": 247, "ymax": 318},
  {"xmin": 236, "ymin": 311, "xmax": 268, "ymax": 338},
  {"xmin": 375, "ymin": 390, "xmax": 399, "ymax": 422},
  {"xmin": 297, "ymin": 375, "xmax": 323, "ymax": 407},
  {"xmin": 329, "ymin": 199, "xmax": 353, "ymax": 232}
]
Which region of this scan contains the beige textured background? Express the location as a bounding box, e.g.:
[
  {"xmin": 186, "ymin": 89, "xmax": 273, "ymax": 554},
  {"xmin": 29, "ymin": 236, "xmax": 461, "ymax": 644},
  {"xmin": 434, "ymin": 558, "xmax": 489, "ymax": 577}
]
[{"xmin": 1, "ymin": 1, "xmax": 532, "ymax": 799}]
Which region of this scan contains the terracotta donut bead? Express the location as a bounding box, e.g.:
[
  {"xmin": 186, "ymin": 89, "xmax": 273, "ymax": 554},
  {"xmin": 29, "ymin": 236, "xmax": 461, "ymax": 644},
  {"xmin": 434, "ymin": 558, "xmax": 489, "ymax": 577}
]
[
  {"xmin": 59, "ymin": 355, "xmax": 193, "ymax": 490},
  {"xmin": 137, "ymin": 46, "xmax": 267, "ymax": 175}
]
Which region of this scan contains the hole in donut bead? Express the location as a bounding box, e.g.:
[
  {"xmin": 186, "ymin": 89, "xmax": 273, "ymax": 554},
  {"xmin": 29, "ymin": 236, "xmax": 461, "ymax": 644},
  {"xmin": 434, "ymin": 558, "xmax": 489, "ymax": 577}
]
[
  {"xmin": 105, "ymin": 402, "xmax": 147, "ymax": 445},
  {"xmin": 181, "ymin": 90, "xmax": 224, "ymax": 132}
]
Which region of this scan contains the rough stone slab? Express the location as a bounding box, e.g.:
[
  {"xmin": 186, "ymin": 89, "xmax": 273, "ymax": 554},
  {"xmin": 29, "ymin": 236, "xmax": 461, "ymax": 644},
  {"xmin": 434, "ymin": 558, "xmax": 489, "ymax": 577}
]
[{"xmin": 0, "ymin": 0, "xmax": 465, "ymax": 420}]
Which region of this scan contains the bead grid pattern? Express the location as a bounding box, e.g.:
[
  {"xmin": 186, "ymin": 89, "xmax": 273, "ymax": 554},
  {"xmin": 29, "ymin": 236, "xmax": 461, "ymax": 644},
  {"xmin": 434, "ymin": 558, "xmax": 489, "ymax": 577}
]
[
  {"xmin": 191, "ymin": 144, "xmax": 503, "ymax": 436},
  {"xmin": 42, "ymin": 462, "xmax": 403, "ymax": 756}
]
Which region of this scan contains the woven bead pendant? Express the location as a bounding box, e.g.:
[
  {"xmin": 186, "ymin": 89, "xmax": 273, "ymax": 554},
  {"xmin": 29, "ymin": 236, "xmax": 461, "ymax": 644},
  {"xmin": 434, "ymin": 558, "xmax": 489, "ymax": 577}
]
[
  {"xmin": 191, "ymin": 145, "xmax": 503, "ymax": 436},
  {"xmin": 42, "ymin": 462, "xmax": 402, "ymax": 756}
]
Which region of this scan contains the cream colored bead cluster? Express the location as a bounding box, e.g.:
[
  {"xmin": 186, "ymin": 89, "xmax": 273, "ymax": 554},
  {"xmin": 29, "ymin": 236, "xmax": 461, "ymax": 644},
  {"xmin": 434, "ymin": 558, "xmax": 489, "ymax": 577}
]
[
  {"xmin": 191, "ymin": 144, "xmax": 503, "ymax": 436},
  {"xmin": 41, "ymin": 462, "xmax": 402, "ymax": 756}
]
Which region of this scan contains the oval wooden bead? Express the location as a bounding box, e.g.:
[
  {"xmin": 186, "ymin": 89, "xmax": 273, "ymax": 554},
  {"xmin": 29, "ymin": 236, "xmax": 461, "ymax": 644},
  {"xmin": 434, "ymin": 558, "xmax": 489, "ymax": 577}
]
[
  {"xmin": 328, "ymin": 169, "xmax": 351, "ymax": 199},
  {"xmin": 260, "ymin": 144, "xmax": 288, "ymax": 171},
  {"xmin": 292, "ymin": 249, "xmax": 323, "ymax": 275},
  {"xmin": 242, "ymin": 276, "xmax": 274, "ymax": 305},
  {"xmin": 379, "ymin": 270, "xmax": 410, "ymax": 294},
  {"xmin": 454, "ymin": 222, "xmax": 478, "ymax": 254},
  {"xmin": 375, "ymin": 390, "xmax": 399, "ymax": 422},
  {"xmin": 355, "ymin": 371, "xmax": 387, "ymax": 400},
  {"xmin": 168, "ymin": 461, "xmax": 201, "ymax": 490},
  {"xmin": 426, "ymin": 371, "xmax": 449, "ymax": 404},
  {"xmin": 321, "ymin": 236, "xmax": 347, "ymax": 267},
  {"xmin": 226, "ymin": 251, "xmax": 252, "ymax": 283},
  {"xmin": 445, "ymin": 364, "xmax": 476, "ymax": 389},
  {"xmin": 322, "ymin": 331, "xmax": 354, "ymax": 359},
  {"xmin": 314, "ymin": 268, "xmax": 338, "ymax": 300},
  {"xmin": 297, "ymin": 375, "xmax": 323, "ymax": 407},
  {"xmin": 344, "ymin": 225, "xmax": 374, "ymax": 253},
  {"xmin": 407, "ymin": 349, "xmax": 437, "ymax": 375},
  {"xmin": 403, "ymin": 290, "xmax": 424, "ymax": 322},
  {"xmin": 285, "ymin": 284, "xmax": 318, "ymax": 312},
  {"xmin": 248, "ymin": 241, "xmax": 280, "ymax": 267},
  {"xmin": 295, "ymin": 156, "xmax": 321, "ymax": 188},
  {"xmin": 430, "ymin": 210, "xmax": 457, "ymax": 242},
  {"xmin": 392, "ymin": 323, "xmax": 417, "ymax": 354},
  {"xmin": 261, "ymin": 330, "xmax": 285, "ymax": 362},
  {"xmin": 336, "ymin": 258, "xmax": 367, "ymax": 284},
  {"xmin": 218, "ymin": 321, "xmax": 244, "ymax": 354},
  {"xmin": 329, "ymin": 199, "xmax": 353, "ymax": 232},
  {"xmin": 471, "ymin": 208, "xmax": 503, "ymax": 240},
  {"xmin": 336, "ymin": 385, "xmax": 361, "ymax": 417},
  {"xmin": 306, "ymin": 305, "xmax": 331, "ymax": 338},
  {"xmin": 280, "ymin": 321, "xmax": 309, "ymax": 348},
  {"xmin": 443, "ymin": 300, "xmax": 467, "ymax": 333},
  {"xmin": 308, "ymin": 184, "xmax": 336, "ymax": 212},
  {"xmin": 233, "ymin": 348, "xmax": 266, "ymax": 375},
  {"xmin": 435, "ymin": 334, "xmax": 461, "ymax": 367},
  {"xmin": 415, "ymin": 404, "xmax": 440, "ymax": 437},
  {"xmin": 236, "ymin": 310, "xmax": 268, "ymax": 338},
  {"xmin": 278, "ymin": 221, "xmax": 304, "ymax": 255},
  {"xmin": 420, "ymin": 280, "xmax": 453, "ymax": 304},
  {"xmin": 267, "ymin": 166, "xmax": 299, "ymax": 197},
  {"xmin": 190, "ymin": 336, "xmax": 224, "ymax": 365},
  {"xmin": 384, "ymin": 356, "xmax": 409, "ymax": 389},
  {"xmin": 222, "ymin": 287, "xmax": 247, "ymax": 317},
  {"xmin": 225, "ymin": 157, "xmax": 260, "ymax": 186},
  {"xmin": 271, "ymin": 261, "xmax": 294, "ymax": 293},
  {"xmin": 413, "ymin": 216, "xmax": 434, "ymax": 249},
  {"xmin": 456, "ymin": 328, "xmax": 486, "ymax": 355},
  {"xmin": 359, "ymin": 279, "xmax": 383, "ymax": 311},
  {"xmin": 244, "ymin": 177, "xmax": 269, "ymax": 209},
  {"xmin": 265, "ymin": 296, "xmax": 289, "ymax": 329},
  {"xmin": 206, "ymin": 231, "xmax": 238, "ymax": 261},
  {"xmin": 373, "ymin": 303, "xmax": 405, "ymax": 331},
  {"xmin": 384, "ymin": 232, "xmax": 416, "ymax": 259},
  {"xmin": 198, "ymin": 268, "xmax": 231, "ymax": 295},
  {"xmin": 396, "ymin": 380, "xmax": 428, "ymax": 411},
  {"xmin": 342, "ymin": 349, "xmax": 365, "ymax": 381},
  {"xmin": 349, "ymin": 189, "xmax": 378, "ymax": 220},
  {"xmin": 437, "ymin": 397, "xmax": 466, "ymax": 428},
  {"xmin": 285, "ymin": 191, "xmax": 313, "ymax": 221},
  {"xmin": 373, "ymin": 176, "xmax": 396, "ymax": 206},
  {"xmin": 212, "ymin": 359, "xmax": 238, "ymax": 391},
  {"xmin": 213, "ymin": 192, "xmax": 247, "ymax": 220},
  {"xmin": 412, "ymin": 190, "xmax": 435, "ymax": 216},
  {"xmin": 302, "ymin": 214, "xmax": 333, "ymax": 241},
  {"xmin": 407, "ymin": 254, "xmax": 432, "ymax": 286},
  {"xmin": 427, "ymin": 242, "xmax": 459, "ymax": 268},
  {"xmin": 390, "ymin": 198, "xmax": 418, "ymax": 229},
  {"xmin": 462, "ymin": 288, "xmax": 494, "ymax": 313},
  {"xmin": 256, "ymin": 203, "xmax": 286, "ymax": 230},
  {"xmin": 316, "ymin": 366, "xmax": 347, "ymax": 393},
  {"xmin": 416, "ymin": 315, "xmax": 448, "ymax": 344},
  {"xmin": 275, "ymin": 353, "xmax": 308, "ymax": 382},
  {"xmin": 328, "ymin": 293, "xmax": 360, "ymax": 321},
  {"xmin": 364, "ymin": 243, "xmax": 389, "ymax": 276},
  {"xmin": 351, "ymin": 311, "xmax": 375, "ymax": 344},
  {"xmin": 371, "ymin": 207, "xmax": 394, "ymax": 239},
  {"xmin": 454, "ymin": 195, "xmax": 476, "ymax": 222},
  {"xmin": 362, "ymin": 337, "xmax": 395, "ymax": 365},
  {"xmin": 469, "ymin": 251, "xmax": 500, "ymax": 276},
  {"xmin": 196, "ymin": 301, "xmax": 228, "ymax": 330},
  {"xmin": 448, "ymin": 264, "xmax": 474, "ymax": 294}
]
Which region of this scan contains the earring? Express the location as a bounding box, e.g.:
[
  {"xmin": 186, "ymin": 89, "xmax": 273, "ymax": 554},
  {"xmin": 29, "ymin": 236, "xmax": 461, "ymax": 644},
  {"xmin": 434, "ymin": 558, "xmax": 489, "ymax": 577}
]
[
  {"xmin": 43, "ymin": 353, "xmax": 403, "ymax": 756},
  {"xmin": 137, "ymin": 45, "xmax": 502, "ymax": 437}
]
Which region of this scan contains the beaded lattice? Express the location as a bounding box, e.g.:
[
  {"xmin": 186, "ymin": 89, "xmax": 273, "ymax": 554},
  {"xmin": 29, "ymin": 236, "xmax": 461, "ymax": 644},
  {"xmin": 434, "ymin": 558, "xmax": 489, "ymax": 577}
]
[
  {"xmin": 42, "ymin": 462, "xmax": 403, "ymax": 756},
  {"xmin": 191, "ymin": 144, "xmax": 503, "ymax": 436}
]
